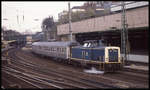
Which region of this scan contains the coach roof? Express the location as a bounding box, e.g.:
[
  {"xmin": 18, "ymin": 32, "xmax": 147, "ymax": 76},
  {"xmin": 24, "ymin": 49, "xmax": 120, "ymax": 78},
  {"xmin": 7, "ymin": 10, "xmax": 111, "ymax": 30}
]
[{"xmin": 32, "ymin": 41, "xmax": 77, "ymax": 47}]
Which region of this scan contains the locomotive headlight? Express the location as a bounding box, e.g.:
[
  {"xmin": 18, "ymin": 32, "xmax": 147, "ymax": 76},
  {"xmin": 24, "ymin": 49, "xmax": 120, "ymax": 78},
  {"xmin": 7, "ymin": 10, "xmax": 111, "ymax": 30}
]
[
  {"xmin": 105, "ymin": 58, "xmax": 108, "ymax": 63},
  {"xmin": 118, "ymin": 57, "xmax": 121, "ymax": 63}
]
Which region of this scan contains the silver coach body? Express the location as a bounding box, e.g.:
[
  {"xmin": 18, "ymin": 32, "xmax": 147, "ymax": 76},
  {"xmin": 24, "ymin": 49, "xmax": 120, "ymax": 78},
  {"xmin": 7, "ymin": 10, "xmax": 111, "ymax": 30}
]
[{"xmin": 32, "ymin": 41, "xmax": 76, "ymax": 59}]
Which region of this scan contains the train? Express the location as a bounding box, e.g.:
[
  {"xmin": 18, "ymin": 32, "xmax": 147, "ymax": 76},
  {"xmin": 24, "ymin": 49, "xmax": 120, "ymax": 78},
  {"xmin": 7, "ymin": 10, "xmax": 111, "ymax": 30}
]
[{"xmin": 31, "ymin": 40, "xmax": 123, "ymax": 72}]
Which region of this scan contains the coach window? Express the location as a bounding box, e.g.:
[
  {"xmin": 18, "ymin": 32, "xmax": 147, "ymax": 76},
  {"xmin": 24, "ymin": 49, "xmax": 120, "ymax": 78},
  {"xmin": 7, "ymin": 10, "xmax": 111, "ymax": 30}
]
[
  {"xmin": 54, "ymin": 47, "xmax": 56, "ymax": 52},
  {"xmin": 47, "ymin": 47, "xmax": 48, "ymax": 51},
  {"xmin": 45, "ymin": 46, "xmax": 48, "ymax": 50},
  {"xmin": 60, "ymin": 48, "xmax": 61, "ymax": 52},
  {"xmin": 53, "ymin": 47, "xmax": 55, "ymax": 51},
  {"xmin": 59, "ymin": 47, "xmax": 61, "ymax": 52},
  {"xmin": 59, "ymin": 47, "xmax": 60, "ymax": 52},
  {"xmin": 55, "ymin": 47, "xmax": 57, "ymax": 51},
  {"xmin": 58, "ymin": 47, "xmax": 60, "ymax": 52},
  {"xmin": 55, "ymin": 47, "xmax": 57, "ymax": 52},
  {"xmin": 53, "ymin": 47, "xmax": 54, "ymax": 51},
  {"xmin": 54, "ymin": 47, "xmax": 56, "ymax": 51},
  {"xmin": 62, "ymin": 48, "xmax": 64, "ymax": 52},
  {"xmin": 57, "ymin": 47, "xmax": 58, "ymax": 52},
  {"xmin": 53, "ymin": 48, "xmax": 54, "ymax": 51},
  {"xmin": 64, "ymin": 48, "xmax": 66, "ymax": 52},
  {"xmin": 49, "ymin": 47, "xmax": 50, "ymax": 51},
  {"xmin": 61, "ymin": 48, "xmax": 62, "ymax": 52}
]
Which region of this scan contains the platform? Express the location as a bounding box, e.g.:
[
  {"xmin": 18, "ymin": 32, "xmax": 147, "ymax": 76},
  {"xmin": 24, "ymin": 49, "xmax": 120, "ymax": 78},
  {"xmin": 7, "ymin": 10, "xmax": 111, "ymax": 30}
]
[
  {"xmin": 2, "ymin": 57, "xmax": 11, "ymax": 65},
  {"xmin": 2, "ymin": 46, "xmax": 14, "ymax": 52},
  {"xmin": 124, "ymin": 64, "xmax": 149, "ymax": 71},
  {"xmin": 22, "ymin": 47, "xmax": 32, "ymax": 50},
  {"xmin": 121, "ymin": 54, "xmax": 149, "ymax": 63}
]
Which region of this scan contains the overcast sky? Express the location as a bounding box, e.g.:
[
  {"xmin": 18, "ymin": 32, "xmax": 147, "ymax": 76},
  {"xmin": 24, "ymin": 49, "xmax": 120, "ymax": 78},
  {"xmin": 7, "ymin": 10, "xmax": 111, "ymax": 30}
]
[{"xmin": 2, "ymin": 1, "xmax": 85, "ymax": 34}]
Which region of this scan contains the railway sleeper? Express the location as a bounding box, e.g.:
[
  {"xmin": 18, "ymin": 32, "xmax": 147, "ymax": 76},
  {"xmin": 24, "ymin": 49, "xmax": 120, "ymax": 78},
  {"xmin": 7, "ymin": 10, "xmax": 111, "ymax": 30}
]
[
  {"xmin": 2, "ymin": 73, "xmax": 21, "ymax": 88},
  {"xmin": 9, "ymin": 84, "xmax": 21, "ymax": 88}
]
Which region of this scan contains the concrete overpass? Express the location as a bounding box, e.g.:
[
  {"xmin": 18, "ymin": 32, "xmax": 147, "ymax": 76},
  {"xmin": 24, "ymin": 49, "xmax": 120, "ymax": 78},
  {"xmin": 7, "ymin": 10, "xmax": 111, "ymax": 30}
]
[{"xmin": 57, "ymin": 6, "xmax": 148, "ymax": 41}]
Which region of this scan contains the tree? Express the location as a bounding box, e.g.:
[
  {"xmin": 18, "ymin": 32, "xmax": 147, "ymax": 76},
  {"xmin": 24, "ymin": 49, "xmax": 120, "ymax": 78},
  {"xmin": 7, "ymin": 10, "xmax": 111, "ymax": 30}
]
[
  {"xmin": 42, "ymin": 16, "xmax": 55, "ymax": 29},
  {"xmin": 58, "ymin": 1, "xmax": 112, "ymax": 25},
  {"xmin": 41, "ymin": 16, "xmax": 57, "ymax": 41}
]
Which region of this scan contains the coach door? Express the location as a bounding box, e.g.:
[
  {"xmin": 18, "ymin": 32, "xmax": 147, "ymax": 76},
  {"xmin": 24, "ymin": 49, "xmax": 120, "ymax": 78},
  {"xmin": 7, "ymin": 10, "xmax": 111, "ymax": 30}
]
[{"xmin": 82, "ymin": 50, "xmax": 85, "ymax": 60}]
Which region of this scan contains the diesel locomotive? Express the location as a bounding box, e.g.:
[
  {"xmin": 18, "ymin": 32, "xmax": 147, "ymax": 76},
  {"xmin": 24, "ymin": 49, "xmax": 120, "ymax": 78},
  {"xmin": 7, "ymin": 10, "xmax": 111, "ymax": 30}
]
[{"xmin": 32, "ymin": 40, "xmax": 123, "ymax": 72}]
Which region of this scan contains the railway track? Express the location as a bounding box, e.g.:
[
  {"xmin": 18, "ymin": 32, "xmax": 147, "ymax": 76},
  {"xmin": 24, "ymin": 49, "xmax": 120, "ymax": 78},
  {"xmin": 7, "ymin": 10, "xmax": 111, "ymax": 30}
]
[
  {"xmin": 10, "ymin": 50, "xmax": 119, "ymax": 88},
  {"xmin": 16, "ymin": 49, "xmax": 149, "ymax": 88},
  {"xmin": 21, "ymin": 48, "xmax": 149, "ymax": 88},
  {"xmin": 2, "ymin": 69, "xmax": 45, "ymax": 88},
  {"xmin": 2, "ymin": 48, "xmax": 148, "ymax": 88},
  {"xmin": 11, "ymin": 56, "xmax": 115, "ymax": 88},
  {"xmin": 3, "ymin": 48, "xmax": 116, "ymax": 88},
  {"xmin": 2, "ymin": 66, "xmax": 78, "ymax": 89},
  {"xmin": 2, "ymin": 49, "xmax": 80, "ymax": 89},
  {"xmin": 122, "ymin": 67, "xmax": 148, "ymax": 75},
  {"xmin": 6, "ymin": 59, "xmax": 90, "ymax": 88}
]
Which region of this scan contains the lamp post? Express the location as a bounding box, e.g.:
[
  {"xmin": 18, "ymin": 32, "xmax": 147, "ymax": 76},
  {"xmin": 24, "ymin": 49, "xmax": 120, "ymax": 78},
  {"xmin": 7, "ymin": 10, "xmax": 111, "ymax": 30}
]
[
  {"xmin": 68, "ymin": 2, "xmax": 73, "ymax": 42},
  {"xmin": 2, "ymin": 18, "xmax": 9, "ymax": 29},
  {"xmin": 121, "ymin": 1, "xmax": 128, "ymax": 65},
  {"xmin": 2, "ymin": 18, "xmax": 11, "ymax": 40}
]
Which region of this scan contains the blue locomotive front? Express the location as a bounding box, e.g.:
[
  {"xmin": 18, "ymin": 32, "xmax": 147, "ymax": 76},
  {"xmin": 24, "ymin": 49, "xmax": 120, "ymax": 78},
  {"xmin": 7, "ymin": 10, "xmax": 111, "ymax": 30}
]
[{"xmin": 71, "ymin": 40, "xmax": 122, "ymax": 72}]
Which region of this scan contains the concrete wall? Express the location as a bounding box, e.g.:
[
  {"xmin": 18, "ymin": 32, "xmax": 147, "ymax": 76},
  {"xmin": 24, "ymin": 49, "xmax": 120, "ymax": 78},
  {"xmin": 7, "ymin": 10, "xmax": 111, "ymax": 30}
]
[
  {"xmin": 60, "ymin": 35, "xmax": 76, "ymax": 41},
  {"xmin": 57, "ymin": 6, "xmax": 148, "ymax": 35}
]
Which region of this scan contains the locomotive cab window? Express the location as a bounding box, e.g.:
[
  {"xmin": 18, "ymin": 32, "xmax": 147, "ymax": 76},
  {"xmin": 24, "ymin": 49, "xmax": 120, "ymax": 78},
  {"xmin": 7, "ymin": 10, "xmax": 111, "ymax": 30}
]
[
  {"xmin": 113, "ymin": 49, "xmax": 118, "ymax": 52},
  {"xmin": 83, "ymin": 43, "xmax": 88, "ymax": 47},
  {"xmin": 87, "ymin": 43, "xmax": 91, "ymax": 47}
]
